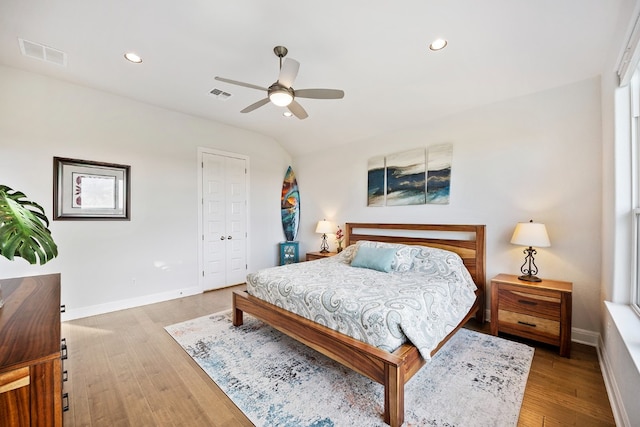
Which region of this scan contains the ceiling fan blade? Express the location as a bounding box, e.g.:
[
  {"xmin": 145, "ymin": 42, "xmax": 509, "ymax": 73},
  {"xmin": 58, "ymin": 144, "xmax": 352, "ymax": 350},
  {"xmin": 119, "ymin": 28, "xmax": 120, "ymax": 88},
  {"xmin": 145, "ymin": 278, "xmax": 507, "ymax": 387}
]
[
  {"xmin": 241, "ymin": 98, "xmax": 270, "ymax": 113},
  {"xmin": 288, "ymin": 100, "xmax": 308, "ymax": 120},
  {"xmin": 215, "ymin": 76, "xmax": 268, "ymax": 92},
  {"xmin": 277, "ymin": 58, "xmax": 300, "ymax": 88},
  {"xmin": 295, "ymin": 88, "xmax": 345, "ymax": 99}
]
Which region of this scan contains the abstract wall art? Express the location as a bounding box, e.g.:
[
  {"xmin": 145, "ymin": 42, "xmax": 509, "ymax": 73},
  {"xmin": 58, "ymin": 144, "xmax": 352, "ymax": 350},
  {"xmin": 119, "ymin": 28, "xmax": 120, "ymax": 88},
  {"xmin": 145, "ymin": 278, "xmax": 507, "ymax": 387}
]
[{"xmin": 367, "ymin": 143, "xmax": 452, "ymax": 207}]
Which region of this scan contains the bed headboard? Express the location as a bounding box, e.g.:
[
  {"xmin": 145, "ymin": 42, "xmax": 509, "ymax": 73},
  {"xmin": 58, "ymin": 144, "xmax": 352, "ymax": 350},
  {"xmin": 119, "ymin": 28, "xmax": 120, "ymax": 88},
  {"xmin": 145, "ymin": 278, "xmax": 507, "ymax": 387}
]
[{"xmin": 345, "ymin": 223, "xmax": 486, "ymax": 322}]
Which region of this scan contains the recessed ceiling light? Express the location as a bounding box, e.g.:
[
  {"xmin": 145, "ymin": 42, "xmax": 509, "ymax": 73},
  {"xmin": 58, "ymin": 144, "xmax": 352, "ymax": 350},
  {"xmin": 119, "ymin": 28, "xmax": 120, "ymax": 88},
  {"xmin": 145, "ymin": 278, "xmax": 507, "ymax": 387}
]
[
  {"xmin": 283, "ymin": 111, "xmax": 293, "ymax": 118},
  {"xmin": 429, "ymin": 39, "xmax": 448, "ymax": 51},
  {"xmin": 124, "ymin": 52, "xmax": 142, "ymax": 63}
]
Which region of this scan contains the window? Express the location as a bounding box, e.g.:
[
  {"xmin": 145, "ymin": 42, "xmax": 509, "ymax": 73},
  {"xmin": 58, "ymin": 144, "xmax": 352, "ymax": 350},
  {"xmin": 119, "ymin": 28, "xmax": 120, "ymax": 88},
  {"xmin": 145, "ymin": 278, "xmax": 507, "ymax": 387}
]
[{"xmin": 632, "ymin": 69, "xmax": 640, "ymax": 316}]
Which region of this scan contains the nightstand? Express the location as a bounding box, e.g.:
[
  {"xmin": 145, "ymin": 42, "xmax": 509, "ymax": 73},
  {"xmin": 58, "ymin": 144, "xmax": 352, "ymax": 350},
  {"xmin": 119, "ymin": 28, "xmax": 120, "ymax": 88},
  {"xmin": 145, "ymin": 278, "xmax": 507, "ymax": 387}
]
[
  {"xmin": 279, "ymin": 241, "xmax": 299, "ymax": 265},
  {"xmin": 490, "ymin": 273, "xmax": 572, "ymax": 357},
  {"xmin": 306, "ymin": 251, "xmax": 337, "ymax": 261}
]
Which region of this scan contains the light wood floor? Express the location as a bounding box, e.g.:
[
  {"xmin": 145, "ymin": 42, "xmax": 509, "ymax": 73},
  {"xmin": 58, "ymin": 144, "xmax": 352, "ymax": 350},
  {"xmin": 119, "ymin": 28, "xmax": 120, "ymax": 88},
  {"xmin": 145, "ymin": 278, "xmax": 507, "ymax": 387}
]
[{"xmin": 61, "ymin": 285, "xmax": 615, "ymax": 426}]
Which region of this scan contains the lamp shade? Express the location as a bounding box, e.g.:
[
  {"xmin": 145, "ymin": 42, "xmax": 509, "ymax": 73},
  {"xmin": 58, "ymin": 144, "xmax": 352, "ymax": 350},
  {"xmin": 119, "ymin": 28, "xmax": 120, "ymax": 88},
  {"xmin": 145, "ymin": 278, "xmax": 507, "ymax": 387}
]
[
  {"xmin": 510, "ymin": 221, "xmax": 551, "ymax": 247},
  {"xmin": 315, "ymin": 220, "xmax": 333, "ymax": 234}
]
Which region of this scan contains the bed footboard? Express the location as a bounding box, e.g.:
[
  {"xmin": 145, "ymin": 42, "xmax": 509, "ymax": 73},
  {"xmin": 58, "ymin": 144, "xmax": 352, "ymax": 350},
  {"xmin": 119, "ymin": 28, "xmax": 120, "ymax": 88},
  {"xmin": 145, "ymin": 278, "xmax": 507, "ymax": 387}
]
[
  {"xmin": 232, "ymin": 289, "xmax": 480, "ymax": 427},
  {"xmin": 233, "ymin": 290, "xmax": 423, "ymax": 427}
]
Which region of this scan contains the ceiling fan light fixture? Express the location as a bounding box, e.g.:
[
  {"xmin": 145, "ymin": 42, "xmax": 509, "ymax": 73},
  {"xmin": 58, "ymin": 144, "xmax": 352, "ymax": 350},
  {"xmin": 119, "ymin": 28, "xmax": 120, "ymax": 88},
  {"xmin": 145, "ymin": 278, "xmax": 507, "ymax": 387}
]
[
  {"xmin": 269, "ymin": 89, "xmax": 293, "ymax": 107},
  {"xmin": 217, "ymin": 46, "xmax": 343, "ymax": 119}
]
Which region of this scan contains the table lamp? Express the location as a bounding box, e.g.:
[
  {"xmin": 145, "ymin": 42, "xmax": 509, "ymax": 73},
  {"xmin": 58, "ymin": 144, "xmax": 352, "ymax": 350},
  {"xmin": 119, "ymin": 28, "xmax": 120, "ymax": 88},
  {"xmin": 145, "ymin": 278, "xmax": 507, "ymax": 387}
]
[
  {"xmin": 315, "ymin": 220, "xmax": 333, "ymax": 253},
  {"xmin": 510, "ymin": 220, "xmax": 551, "ymax": 282}
]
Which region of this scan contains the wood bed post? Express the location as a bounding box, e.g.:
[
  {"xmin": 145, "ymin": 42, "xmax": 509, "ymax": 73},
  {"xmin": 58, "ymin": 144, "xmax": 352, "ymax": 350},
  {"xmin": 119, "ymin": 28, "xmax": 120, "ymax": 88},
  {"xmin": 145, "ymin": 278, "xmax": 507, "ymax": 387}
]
[
  {"xmin": 475, "ymin": 224, "xmax": 486, "ymax": 323},
  {"xmin": 232, "ymin": 292, "xmax": 244, "ymax": 326},
  {"xmin": 384, "ymin": 363, "xmax": 404, "ymax": 427}
]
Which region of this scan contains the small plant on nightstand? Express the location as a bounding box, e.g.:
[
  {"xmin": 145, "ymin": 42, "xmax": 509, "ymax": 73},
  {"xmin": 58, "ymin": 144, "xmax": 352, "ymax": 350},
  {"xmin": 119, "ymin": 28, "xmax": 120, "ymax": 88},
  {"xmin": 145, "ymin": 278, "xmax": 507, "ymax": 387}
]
[{"xmin": 335, "ymin": 226, "xmax": 344, "ymax": 252}]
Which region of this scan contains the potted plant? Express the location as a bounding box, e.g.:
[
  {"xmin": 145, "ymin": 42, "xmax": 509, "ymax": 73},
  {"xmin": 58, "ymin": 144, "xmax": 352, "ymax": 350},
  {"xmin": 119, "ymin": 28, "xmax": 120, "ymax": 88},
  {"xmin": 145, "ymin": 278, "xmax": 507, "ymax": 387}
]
[
  {"xmin": 335, "ymin": 225, "xmax": 344, "ymax": 253},
  {"xmin": 0, "ymin": 185, "xmax": 58, "ymax": 306}
]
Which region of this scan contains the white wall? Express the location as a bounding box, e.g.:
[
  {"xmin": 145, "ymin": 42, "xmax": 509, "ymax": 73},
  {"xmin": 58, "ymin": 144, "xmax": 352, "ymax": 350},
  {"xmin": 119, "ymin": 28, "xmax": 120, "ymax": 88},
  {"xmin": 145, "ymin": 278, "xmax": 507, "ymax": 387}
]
[
  {"xmin": 294, "ymin": 77, "xmax": 603, "ymax": 338},
  {"xmin": 0, "ymin": 65, "xmax": 291, "ymax": 320}
]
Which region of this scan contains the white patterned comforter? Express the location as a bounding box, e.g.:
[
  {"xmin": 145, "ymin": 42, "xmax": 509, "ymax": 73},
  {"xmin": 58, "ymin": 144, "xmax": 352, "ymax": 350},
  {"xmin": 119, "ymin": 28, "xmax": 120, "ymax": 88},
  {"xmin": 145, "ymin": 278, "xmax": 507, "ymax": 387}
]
[{"xmin": 246, "ymin": 242, "xmax": 478, "ymax": 359}]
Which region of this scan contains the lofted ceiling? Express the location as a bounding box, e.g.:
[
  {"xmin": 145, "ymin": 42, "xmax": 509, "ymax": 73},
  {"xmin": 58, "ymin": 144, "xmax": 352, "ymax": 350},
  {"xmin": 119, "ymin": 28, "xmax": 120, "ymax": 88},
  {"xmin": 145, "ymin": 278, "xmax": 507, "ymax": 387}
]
[{"xmin": 0, "ymin": 0, "xmax": 625, "ymax": 156}]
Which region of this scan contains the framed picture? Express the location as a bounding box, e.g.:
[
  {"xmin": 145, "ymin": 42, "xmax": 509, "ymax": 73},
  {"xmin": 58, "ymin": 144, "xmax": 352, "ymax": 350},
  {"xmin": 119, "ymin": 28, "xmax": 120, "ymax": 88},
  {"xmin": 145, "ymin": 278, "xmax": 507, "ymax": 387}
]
[{"xmin": 53, "ymin": 157, "xmax": 130, "ymax": 220}]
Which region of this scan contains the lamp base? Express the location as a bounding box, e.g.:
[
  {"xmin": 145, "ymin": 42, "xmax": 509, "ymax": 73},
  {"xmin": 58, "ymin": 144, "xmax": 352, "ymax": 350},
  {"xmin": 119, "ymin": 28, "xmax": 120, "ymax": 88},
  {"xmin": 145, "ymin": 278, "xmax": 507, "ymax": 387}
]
[
  {"xmin": 518, "ymin": 274, "xmax": 542, "ymax": 282},
  {"xmin": 319, "ymin": 234, "xmax": 329, "ymax": 253}
]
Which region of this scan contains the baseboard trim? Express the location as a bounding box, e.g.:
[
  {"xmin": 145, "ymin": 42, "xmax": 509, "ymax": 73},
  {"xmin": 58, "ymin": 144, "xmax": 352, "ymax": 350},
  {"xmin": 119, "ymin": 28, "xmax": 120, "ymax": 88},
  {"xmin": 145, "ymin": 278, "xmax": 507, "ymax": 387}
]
[
  {"xmin": 61, "ymin": 286, "xmax": 202, "ymax": 321},
  {"xmin": 571, "ymin": 327, "xmax": 600, "ymax": 347},
  {"xmin": 598, "ymin": 335, "xmax": 631, "ymax": 427}
]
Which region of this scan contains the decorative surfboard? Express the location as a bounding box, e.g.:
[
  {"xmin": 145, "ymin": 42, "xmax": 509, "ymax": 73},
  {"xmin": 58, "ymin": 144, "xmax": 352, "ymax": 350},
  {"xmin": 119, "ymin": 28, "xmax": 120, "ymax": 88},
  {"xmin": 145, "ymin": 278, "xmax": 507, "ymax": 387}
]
[{"xmin": 281, "ymin": 166, "xmax": 300, "ymax": 242}]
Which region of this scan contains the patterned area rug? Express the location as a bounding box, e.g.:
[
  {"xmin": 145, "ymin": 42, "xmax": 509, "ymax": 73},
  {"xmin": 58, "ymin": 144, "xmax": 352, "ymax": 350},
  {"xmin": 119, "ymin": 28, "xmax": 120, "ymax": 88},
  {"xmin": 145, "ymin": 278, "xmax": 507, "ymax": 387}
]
[{"xmin": 165, "ymin": 312, "xmax": 533, "ymax": 427}]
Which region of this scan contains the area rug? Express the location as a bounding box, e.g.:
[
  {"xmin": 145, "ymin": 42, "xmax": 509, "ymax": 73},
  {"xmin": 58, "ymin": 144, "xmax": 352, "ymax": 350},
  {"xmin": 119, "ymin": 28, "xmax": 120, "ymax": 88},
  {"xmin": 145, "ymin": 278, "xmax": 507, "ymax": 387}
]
[{"xmin": 165, "ymin": 312, "xmax": 534, "ymax": 427}]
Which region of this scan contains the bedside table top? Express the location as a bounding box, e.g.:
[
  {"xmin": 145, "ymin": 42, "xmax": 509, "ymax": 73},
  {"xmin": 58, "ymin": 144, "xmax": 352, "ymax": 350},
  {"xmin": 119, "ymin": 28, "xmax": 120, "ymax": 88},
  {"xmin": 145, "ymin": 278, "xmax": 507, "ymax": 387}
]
[
  {"xmin": 492, "ymin": 273, "xmax": 572, "ymax": 293},
  {"xmin": 306, "ymin": 251, "xmax": 337, "ymax": 258}
]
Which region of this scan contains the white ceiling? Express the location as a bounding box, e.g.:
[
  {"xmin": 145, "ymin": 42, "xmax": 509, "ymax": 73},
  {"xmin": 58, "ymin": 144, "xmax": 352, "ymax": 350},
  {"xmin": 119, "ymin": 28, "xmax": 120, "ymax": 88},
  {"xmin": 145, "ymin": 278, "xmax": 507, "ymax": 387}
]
[{"xmin": 0, "ymin": 0, "xmax": 625, "ymax": 156}]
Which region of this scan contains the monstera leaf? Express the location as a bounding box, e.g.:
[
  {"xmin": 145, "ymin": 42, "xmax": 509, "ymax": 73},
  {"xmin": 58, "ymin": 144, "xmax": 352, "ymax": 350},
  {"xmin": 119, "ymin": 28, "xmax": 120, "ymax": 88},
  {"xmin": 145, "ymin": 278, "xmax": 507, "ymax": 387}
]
[{"xmin": 0, "ymin": 185, "xmax": 58, "ymax": 265}]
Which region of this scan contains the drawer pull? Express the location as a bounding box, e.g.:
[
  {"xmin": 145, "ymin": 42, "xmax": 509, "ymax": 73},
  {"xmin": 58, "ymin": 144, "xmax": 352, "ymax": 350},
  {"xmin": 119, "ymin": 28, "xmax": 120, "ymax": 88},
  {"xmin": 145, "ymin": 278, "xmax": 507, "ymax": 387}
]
[
  {"xmin": 61, "ymin": 338, "xmax": 68, "ymax": 360},
  {"xmin": 518, "ymin": 320, "xmax": 537, "ymax": 328},
  {"xmin": 518, "ymin": 299, "xmax": 537, "ymax": 306},
  {"xmin": 63, "ymin": 392, "xmax": 70, "ymax": 412}
]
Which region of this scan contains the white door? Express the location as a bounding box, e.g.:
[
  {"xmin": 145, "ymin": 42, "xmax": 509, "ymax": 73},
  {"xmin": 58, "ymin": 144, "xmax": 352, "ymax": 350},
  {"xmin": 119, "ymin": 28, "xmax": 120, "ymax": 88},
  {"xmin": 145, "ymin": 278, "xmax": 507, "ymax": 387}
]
[{"xmin": 202, "ymin": 152, "xmax": 247, "ymax": 290}]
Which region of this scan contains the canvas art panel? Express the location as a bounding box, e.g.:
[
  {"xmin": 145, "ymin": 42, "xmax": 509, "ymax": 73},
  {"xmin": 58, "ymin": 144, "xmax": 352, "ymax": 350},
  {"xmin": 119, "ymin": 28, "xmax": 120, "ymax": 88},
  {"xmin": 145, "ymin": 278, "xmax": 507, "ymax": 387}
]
[
  {"xmin": 367, "ymin": 156, "xmax": 386, "ymax": 206},
  {"xmin": 385, "ymin": 148, "xmax": 426, "ymax": 206},
  {"xmin": 426, "ymin": 144, "xmax": 452, "ymax": 204}
]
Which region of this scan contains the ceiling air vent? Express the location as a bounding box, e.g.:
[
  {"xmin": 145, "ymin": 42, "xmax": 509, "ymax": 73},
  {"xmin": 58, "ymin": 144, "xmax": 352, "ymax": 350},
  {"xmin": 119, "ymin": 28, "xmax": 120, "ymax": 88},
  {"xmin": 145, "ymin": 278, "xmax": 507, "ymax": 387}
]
[
  {"xmin": 18, "ymin": 38, "xmax": 67, "ymax": 66},
  {"xmin": 209, "ymin": 88, "xmax": 232, "ymax": 101}
]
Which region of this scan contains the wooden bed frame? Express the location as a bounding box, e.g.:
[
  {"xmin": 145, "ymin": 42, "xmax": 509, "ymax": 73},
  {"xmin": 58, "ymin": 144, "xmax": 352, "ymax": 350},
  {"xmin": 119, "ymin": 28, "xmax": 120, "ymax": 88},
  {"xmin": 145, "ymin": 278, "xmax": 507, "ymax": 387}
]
[{"xmin": 232, "ymin": 223, "xmax": 486, "ymax": 427}]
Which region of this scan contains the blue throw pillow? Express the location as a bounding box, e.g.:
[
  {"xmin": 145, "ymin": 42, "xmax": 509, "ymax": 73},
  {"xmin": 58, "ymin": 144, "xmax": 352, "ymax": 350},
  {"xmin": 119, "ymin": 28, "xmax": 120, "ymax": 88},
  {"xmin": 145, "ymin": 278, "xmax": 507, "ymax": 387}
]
[{"xmin": 351, "ymin": 246, "xmax": 396, "ymax": 272}]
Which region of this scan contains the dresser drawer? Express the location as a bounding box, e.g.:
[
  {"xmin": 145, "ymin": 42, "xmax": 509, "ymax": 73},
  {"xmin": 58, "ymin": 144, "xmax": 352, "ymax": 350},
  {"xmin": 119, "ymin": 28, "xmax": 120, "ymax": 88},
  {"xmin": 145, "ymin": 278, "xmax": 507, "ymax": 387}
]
[{"xmin": 498, "ymin": 285, "xmax": 561, "ymax": 320}]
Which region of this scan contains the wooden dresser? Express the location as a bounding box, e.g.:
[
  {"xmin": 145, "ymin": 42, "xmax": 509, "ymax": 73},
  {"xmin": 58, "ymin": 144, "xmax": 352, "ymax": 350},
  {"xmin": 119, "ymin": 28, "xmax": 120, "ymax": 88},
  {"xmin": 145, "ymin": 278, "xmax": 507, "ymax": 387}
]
[
  {"xmin": 490, "ymin": 273, "xmax": 572, "ymax": 357},
  {"xmin": 0, "ymin": 274, "xmax": 64, "ymax": 426}
]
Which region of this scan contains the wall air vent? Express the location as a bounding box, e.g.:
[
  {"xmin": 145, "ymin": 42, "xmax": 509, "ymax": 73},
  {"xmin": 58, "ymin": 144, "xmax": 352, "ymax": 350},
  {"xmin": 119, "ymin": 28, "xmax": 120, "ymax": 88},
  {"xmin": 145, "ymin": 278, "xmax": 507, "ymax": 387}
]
[
  {"xmin": 209, "ymin": 88, "xmax": 232, "ymax": 100},
  {"xmin": 19, "ymin": 38, "xmax": 67, "ymax": 67}
]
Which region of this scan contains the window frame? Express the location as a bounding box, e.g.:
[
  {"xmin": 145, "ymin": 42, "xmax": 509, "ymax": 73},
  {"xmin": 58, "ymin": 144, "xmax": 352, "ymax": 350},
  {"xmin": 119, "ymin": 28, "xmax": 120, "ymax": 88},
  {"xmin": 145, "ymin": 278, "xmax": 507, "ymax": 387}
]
[{"xmin": 631, "ymin": 71, "xmax": 640, "ymax": 317}]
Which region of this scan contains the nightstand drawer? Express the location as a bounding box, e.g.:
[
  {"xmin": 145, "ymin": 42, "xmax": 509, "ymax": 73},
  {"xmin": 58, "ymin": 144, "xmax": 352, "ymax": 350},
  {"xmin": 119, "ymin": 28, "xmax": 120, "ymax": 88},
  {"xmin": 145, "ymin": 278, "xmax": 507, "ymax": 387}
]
[
  {"xmin": 497, "ymin": 286, "xmax": 561, "ymax": 320},
  {"xmin": 498, "ymin": 309, "xmax": 560, "ymax": 339}
]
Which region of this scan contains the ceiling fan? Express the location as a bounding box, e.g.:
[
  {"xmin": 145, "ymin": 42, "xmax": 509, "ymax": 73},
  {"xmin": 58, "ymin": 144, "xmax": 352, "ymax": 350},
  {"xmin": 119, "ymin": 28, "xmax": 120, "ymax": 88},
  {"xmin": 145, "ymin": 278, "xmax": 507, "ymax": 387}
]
[{"xmin": 215, "ymin": 46, "xmax": 344, "ymax": 120}]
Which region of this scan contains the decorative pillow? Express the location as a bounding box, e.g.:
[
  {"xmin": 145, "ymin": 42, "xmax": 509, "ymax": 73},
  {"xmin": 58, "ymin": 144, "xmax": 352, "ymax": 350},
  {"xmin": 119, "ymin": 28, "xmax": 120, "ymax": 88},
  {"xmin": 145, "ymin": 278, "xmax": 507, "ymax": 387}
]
[
  {"xmin": 354, "ymin": 240, "xmax": 416, "ymax": 272},
  {"xmin": 351, "ymin": 246, "xmax": 397, "ymax": 272},
  {"xmin": 334, "ymin": 244, "xmax": 358, "ymax": 263}
]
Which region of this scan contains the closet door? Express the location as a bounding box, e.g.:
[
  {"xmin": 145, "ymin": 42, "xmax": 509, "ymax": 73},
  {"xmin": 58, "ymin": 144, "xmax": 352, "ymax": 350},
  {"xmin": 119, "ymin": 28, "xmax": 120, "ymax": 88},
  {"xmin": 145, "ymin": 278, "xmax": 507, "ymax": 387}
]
[{"xmin": 202, "ymin": 152, "xmax": 247, "ymax": 290}]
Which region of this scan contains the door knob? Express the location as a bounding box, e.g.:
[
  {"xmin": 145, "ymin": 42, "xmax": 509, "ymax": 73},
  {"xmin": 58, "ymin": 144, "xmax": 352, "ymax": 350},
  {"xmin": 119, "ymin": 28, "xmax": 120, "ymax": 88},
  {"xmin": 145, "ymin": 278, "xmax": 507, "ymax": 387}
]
[
  {"xmin": 220, "ymin": 236, "xmax": 226, "ymax": 240},
  {"xmin": 228, "ymin": 236, "xmax": 233, "ymax": 240}
]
